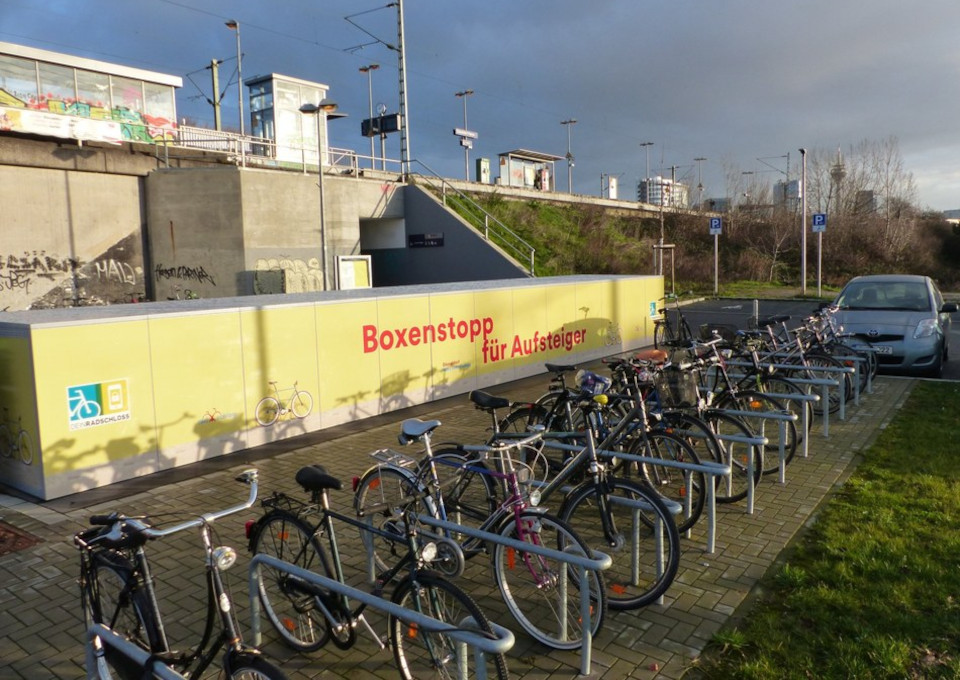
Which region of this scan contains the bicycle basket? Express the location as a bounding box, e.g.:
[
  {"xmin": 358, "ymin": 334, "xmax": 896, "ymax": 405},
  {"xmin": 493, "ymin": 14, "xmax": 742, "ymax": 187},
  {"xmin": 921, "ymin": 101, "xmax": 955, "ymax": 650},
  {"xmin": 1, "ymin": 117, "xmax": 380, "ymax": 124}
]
[
  {"xmin": 575, "ymin": 369, "xmax": 612, "ymax": 396},
  {"xmin": 653, "ymin": 366, "xmax": 700, "ymax": 408}
]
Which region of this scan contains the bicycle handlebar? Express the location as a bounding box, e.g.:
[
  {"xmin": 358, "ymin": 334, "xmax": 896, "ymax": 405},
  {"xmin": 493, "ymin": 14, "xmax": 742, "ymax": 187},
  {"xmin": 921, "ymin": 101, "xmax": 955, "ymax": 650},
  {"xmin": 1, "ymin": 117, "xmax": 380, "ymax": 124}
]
[{"xmin": 78, "ymin": 470, "xmax": 259, "ymax": 546}]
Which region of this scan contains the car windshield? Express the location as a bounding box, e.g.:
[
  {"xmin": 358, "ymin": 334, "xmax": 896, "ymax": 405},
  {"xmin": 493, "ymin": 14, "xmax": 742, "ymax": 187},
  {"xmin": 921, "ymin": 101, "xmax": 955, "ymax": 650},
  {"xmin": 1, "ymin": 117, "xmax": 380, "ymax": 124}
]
[{"xmin": 836, "ymin": 281, "xmax": 930, "ymax": 312}]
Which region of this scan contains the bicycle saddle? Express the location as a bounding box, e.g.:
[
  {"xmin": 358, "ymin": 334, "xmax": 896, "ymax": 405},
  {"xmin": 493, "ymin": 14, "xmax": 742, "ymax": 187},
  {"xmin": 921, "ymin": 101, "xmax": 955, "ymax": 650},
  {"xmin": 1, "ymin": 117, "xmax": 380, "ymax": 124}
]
[
  {"xmin": 544, "ymin": 362, "xmax": 578, "ymax": 374},
  {"xmin": 469, "ymin": 390, "xmax": 510, "ymax": 411},
  {"xmin": 634, "ymin": 348, "xmax": 669, "ymax": 364},
  {"xmin": 399, "ymin": 418, "xmax": 441, "ymax": 444},
  {"xmin": 295, "ymin": 464, "xmax": 343, "ymax": 492}
]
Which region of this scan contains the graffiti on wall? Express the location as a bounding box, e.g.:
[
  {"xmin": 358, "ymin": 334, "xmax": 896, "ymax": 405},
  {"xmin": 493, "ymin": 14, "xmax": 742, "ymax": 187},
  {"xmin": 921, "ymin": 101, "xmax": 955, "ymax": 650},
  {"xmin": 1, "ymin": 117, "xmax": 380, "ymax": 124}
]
[
  {"xmin": 154, "ymin": 264, "xmax": 216, "ymax": 286},
  {"xmin": 254, "ymin": 257, "xmax": 323, "ymax": 294}
]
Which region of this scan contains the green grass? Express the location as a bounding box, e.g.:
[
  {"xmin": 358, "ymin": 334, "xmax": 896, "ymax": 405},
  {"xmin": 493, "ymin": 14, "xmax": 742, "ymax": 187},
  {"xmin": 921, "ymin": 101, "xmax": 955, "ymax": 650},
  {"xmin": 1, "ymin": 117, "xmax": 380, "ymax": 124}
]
[{"xmin": 690, "ymin": 381, "xmax": 960, "ymax": 679}]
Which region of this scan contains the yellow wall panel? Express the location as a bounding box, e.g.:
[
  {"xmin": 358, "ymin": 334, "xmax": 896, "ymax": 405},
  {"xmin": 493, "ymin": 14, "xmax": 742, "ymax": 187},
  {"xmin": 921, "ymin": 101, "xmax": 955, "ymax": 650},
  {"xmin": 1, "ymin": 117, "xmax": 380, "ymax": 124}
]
[
  {"xmin": 316, "ymin": 300, "xmax": 381, "ymax": 422},
  {"xmin": 373, "ymin": 296, "xmax": 433, "ymax": 411},
  {"xmin": 425, "ymin": 292, "xmax": 479, "ymax": 395},
  {"xmin": 148, "ymin": 312, "xmax": 246, "ymax": 452},
  {"xmin": 32, "ymin": 321, "xmax": 154, "ymax": 475},
  {"xmin": 474, "ymin": 288, "xmax": 517, "ymax": 379}
]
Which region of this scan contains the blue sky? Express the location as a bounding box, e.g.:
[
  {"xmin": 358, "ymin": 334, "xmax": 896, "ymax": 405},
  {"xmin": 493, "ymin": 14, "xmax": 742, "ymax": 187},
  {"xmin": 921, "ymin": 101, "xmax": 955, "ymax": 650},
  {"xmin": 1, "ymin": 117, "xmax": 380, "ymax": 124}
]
[{"xmin": 4, "ymin": 0, "xmax": 960, "ymax": 209}]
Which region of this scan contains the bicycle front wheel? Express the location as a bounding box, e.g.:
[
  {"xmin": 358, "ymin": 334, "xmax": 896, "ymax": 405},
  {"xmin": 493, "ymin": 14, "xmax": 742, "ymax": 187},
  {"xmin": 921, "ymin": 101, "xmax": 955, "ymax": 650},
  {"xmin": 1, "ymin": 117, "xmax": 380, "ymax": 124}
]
[
  {"xmin": 492, "ymin": 510, "xmax": 606, "ymax": 650},
  {"xmin": 250, "ymin": 511, "xmax": 331, "ymax": 652},
  {"xmin": 426, "ymin": 450, "xmax": 498, "ymax": 536},
  {"xmin": 88, "ymin": 551, "xmax": 164, "ymax": 677},
  {"xmin": 630, "ymin": 430, "xmax": 705, "ymax": 534},
  {"xmin": 290, "ymin": 390, "xmax": 313, "ymax": 419},
  {"xmin": 225, "ymin": 651, "xmax": 289, "ymax": 679},
  {"xmin": 560, "ymin": 478, "xmax": 681, "ymax": 610},
  {"xmin": 716, "ymin": 389, "xmax": 797, "ymax": 477},
  {"xmin": 391, "ymin": 570, "xmax": 509, "ymax": 680},
  {"xmin": 702, "ymin": 409, "xmax": 763, "ymax": 503}
]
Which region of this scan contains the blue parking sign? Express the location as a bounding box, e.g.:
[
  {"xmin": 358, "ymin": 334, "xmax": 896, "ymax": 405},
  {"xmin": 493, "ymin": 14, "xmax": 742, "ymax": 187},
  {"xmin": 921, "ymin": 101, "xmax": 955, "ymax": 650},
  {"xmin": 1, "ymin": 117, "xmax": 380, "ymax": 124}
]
[
  {"xmin": 812, "ymin": 213, "xmax": 827, "ymax": 233},
  {"xmin": 709, "ymin": 217, "xmax": 722, "ymax": 235}
]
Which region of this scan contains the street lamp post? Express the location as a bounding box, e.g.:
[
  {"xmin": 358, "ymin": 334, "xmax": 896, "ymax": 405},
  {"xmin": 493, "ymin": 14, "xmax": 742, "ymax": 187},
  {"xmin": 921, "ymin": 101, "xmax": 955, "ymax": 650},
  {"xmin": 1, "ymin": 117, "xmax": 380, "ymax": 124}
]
[
  {"xmin": 561, "ymin": 119, "xmax": 577, "ymax": 193},
  {"xmin": 799, "ymin": 147, "xmax": 807, "ymax": 295},
  {"xmin": 639, "ymin": 142, "xmax": 653, "ymax": 202},
  {"xmin": 455, "ymin": 89, "xmax": 474, "ymax": 181},
  {"xmin": 359, "ymin": 64, "xmax": 379, "ymax": 168},
  {"xmin": 694, "ymin": 156, "xmax": 707, "ymax": 210},
  {"xmin": 225, "ymin": 20, "xmax": 244, "ymax": 137},
  {"xmin": 300, "ymin": 100, "xmax": 339, "ymax": 291}
]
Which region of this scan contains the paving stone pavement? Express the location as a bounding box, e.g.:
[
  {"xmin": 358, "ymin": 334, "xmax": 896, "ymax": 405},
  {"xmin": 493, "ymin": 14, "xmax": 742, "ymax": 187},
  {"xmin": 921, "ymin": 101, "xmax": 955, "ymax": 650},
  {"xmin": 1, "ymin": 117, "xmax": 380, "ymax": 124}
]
[{"xmin": 0, "ymin": 368, "xmax": 916, "ymax": 679}]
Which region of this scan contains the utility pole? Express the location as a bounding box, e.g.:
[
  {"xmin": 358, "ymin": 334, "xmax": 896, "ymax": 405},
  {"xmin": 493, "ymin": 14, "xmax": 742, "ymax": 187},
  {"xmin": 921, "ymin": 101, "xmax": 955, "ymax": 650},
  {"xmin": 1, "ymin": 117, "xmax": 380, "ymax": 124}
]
[
  {"xmin": 639, "ymin": 141, "xmax": 653, "ymax": 202},
  {"xmin": 396, "ymin": 0, "xmax": 411, "ymax": 176},
  {"xmin": 561, "ymin": 119, "xmax": 577, "ymax": 193},
  {"xmin": 209, "ymin": 59, "xmax": 222, "ymax": 131},
  {"xmin": 800, "ymin": 147, "xmax": 808, "ymax": 295}
]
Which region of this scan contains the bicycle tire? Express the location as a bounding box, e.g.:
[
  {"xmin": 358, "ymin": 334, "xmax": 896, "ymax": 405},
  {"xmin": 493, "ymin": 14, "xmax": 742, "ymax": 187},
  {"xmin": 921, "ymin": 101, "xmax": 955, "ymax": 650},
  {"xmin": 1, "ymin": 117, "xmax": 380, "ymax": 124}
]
[
  {"xmin": 224, "ymin": 651, "xmax": 290, "ymax": 679},
  {"xmin": 354, "ymin": 465, "xmax": 427, "ymax": 573},
  {"xmin": 653, "ymin": 320, "xmax": 668, "ymax": 349},
  {"xmin": 754, "ymin": 374, "xmax": 810, "ymax": 447},
  {"xmin": 491, "ymin": 510, "xmax": 606, "ymax": 650},
  {"xmin": 559, "ymin": 477, "xmax": 681, "ymax": 610},
  {"xmin": 255, "ymin": 396, "xmax": 281, "ymax": 426},
  {"xmin": 498, "ymin": 404, "xmax": 547, "ymax": 434},
  {"xmin": 17, "ymin": 429, "xmax": 33, "ymax": 465},
  {"xmin": 88, "ymin": 551, "xmax": 164, "ymax": 678},
  {"xmin": 628, "ymin": 430, "xmax": 705, "ymax": 534},
  {"xmin": 390, "ymin": 570, "xmax": 509, "ymax": 680},
  {"xmin": 250, "ymin": 511, "xmax": 331, "ymax": 652},
  {"xmin": 0, "ymin": 424, "xmax": 11, "ymax": 458},
  {"xmin": 290, "ymin": 390, "xmax": 313, "ymax": 419},
  {"xmin": 701, "ymin": 409, "xmax": 763, "ymax": 503},
  {"xmin": 715, "ymin": 389, "xmax": 797, "ymax": 477}
]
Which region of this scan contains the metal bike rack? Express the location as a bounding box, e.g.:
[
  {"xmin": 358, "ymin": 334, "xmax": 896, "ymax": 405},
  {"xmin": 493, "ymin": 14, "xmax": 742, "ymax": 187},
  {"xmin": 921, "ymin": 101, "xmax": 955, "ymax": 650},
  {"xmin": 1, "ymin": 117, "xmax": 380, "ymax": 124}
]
[
  {"xmin": 718, "ymin": 408, "xmax": 798, "ymax": 487},
  {"xmin": 414, "ymin": 513, "xmax": 612, "ymax": 676},
  {"xmin": 86, "ymin": 624, "xmax": 187, "ymax": 680},
  {"xmin": 249, "ymin": 554, "xmax": 516, "ymax": 680},
  {"xmin": 536, "ymin": 437, "xmax": 729, "ymax": 552}
]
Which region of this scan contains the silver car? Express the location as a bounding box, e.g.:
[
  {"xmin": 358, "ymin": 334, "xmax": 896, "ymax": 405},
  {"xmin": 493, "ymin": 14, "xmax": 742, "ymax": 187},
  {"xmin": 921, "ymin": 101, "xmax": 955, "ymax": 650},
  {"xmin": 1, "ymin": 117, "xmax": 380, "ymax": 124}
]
[{"xmin": 832, "ymin": 274, "xmax": 958, "ymax": 377}]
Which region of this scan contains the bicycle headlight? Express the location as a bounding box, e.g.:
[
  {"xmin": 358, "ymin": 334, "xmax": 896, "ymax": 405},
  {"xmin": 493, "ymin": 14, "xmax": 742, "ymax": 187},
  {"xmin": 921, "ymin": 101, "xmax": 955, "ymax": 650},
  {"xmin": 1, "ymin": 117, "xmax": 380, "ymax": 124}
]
[
  {"xmin": 529, "ymin": 489, "xmax": 541, "ymax": 507},
  {"xmin": 421, "ymin": 541, "xmax": 438, "ymax": 563},
  {"xmin": 212, "ymin": 546, "xmax": 237, "ymax": 570}
]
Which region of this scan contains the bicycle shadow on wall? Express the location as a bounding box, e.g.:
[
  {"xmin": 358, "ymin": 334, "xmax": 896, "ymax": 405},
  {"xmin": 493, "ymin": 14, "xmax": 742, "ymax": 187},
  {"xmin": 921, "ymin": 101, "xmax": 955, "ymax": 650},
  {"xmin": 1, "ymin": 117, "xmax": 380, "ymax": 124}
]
[
  {"xmin": 193, "ymin": 408, "xmax": 246, "ymax": 461},
  {"xmin": 380, "ymin": 370, "xmax": 414, "ymax": 414},
  {"xmin": 335, "ymin": 388, "xmax": 375, "ymax": 422}
]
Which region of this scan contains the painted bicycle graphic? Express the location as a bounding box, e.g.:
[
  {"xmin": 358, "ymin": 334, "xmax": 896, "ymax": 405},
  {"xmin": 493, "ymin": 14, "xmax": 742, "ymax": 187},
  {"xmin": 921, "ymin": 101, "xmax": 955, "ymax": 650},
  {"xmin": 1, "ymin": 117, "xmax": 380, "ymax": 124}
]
[
  {"xmin": 255, "ymin": 381, "xmax": 313, "ymax": 426},
  {"xmin": 69, "ymin": 387, "xmax": 102, "ymax": 421},
  {"xmin": 0, "ymin": 407, "xmax": 35, "ymax": 465}
]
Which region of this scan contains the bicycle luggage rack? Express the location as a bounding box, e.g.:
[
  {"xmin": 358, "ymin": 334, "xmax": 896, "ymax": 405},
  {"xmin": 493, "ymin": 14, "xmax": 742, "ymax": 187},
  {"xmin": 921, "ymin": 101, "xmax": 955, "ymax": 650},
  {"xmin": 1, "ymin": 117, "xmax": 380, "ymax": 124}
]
[
  {"xmin": 86, "ymin": 624, "xmax": 187, "ymax": 680},
  {"xmin": 249, "ymin": 554, "xmax": 516, "ymax": 680},
  {"xmin": 370, "ymin": 447, "xmax": 420, "ymax": 468},
  {"xmin": 414, "ymin": 513, "xmax": 612, "ymax": 676}
]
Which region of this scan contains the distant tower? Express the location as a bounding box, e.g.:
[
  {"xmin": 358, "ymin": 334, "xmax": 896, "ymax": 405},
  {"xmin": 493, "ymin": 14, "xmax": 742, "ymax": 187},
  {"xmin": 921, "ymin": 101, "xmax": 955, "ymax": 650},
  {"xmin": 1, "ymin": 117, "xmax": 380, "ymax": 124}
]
[{"xmin": 830, "ymin": 147, "xmax": 846, "ymax": 214}]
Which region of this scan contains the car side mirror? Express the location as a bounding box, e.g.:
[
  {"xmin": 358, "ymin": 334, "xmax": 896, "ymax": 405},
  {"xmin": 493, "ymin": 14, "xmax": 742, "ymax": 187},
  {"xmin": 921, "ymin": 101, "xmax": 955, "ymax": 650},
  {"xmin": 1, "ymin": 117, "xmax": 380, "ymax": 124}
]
[{"xmin": 940, "ymin": 302, "xmax": 958, "ymax": 314}]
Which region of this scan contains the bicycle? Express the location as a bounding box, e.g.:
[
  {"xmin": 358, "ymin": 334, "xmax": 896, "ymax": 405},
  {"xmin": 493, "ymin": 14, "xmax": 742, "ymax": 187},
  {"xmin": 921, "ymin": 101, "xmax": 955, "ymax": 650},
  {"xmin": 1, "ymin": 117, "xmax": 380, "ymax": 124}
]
[
  {"xmin": 0, "ymin": 407, "xmax": 34, "ymax": 465},
  {"xmin": 74, "ymin": 469, "xmax": 288, "ymax": 680},
  {"xmin": 255, "ymin": 381, "xmax": 313, "ymax": 427},
  {"xmin": 354, "ymin": 419, "xmax": 607, "ymax": 650},
  {"xmin": 653, "ymin": 291, "xmax": 695, "ymax": 350},
  {"xmin": 377, "ymin": 391, "xmax": 683, "ymax": 612},
  {"xmin": 247, "ymin": 461, "xmax": 509, "ymax": 679}
]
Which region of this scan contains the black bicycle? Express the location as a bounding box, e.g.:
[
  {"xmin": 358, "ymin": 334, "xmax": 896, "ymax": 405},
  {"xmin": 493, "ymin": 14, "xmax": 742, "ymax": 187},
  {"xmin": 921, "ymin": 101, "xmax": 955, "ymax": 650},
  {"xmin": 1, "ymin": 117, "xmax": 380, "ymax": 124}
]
[
  {"xmin": 74, "ymin": 469, "xmax": 288, "ymax": 680},
  {"xmin": 654, "ymin": 291, "xmax": 695, "ymax": 349},
  {"xmin": 247, "ymin": 463, "xmax": 509, "ymax": 680}
]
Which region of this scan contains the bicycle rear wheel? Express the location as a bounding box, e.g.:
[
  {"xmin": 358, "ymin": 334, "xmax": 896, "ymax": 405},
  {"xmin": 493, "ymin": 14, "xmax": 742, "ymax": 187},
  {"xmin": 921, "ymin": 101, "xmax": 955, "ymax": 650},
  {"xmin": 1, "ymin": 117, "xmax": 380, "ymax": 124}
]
[
  {"xmin": 250, "ymin": 511, "xmax": 331, "ymax": 652},
  {"xmin": 491, "ymin": 510, "xmax": 606, "ymax": 650},
  {"xmin": 715, "ymin": 389, "xmax": 797, "ymax": 478},
  {"xmin": 391, "ymin": 570, "xmax": 509, "ymax": 680},
  {"xmin": 629, "ymin": 430, "xmax": 705, "ymax": 534},
  {"xmin": 559, "ymin": 477, "xmax": 681, "ymax": 610},
  {"xmin": 354, "ymin": 466, "xmax": 427, "ymax": 573}
]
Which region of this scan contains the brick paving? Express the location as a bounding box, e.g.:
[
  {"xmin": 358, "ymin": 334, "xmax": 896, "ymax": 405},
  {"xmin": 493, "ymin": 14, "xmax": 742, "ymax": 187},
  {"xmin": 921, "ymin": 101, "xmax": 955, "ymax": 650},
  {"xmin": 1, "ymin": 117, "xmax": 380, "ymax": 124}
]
[{"xmin": 0, "ymin": 368, "xmax": 915, "ymax": 679}]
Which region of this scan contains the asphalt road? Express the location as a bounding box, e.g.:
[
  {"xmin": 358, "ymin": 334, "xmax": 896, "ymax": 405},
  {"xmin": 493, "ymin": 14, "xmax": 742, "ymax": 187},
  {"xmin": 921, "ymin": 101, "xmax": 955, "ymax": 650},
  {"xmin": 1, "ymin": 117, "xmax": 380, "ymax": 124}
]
[{"xmin": 672, "ymin": 297, "xmax": 960, "ymax": 381}]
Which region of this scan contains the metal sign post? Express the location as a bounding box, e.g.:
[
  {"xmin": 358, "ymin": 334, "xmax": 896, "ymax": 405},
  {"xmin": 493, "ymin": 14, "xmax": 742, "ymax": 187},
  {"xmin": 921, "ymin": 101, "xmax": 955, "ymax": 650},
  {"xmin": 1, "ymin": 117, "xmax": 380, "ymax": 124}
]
[
  {"xmin": 709, "ymin": 217, "xmax": 722, "ymax": 295},
  {"xmin": 812, "ymin": 213, "xmax": 826, "ymax": 297}
]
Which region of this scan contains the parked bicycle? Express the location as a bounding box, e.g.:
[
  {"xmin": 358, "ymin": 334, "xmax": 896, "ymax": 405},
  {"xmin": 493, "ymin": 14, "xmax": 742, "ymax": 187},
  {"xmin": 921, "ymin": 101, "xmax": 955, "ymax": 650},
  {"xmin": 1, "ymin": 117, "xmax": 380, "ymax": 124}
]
[
  {"xmin": 247, "ymin": 461, "xmax": 509, "ymax": 679},
  {"xmin": 74, "ymin": 469, "xmax": 288, "ymax": 680},
  {"xmin": 0, "ymin": 407, "xmax": 34, "ymax": 465},
  {"xmin": 255, "ymin": 380, "xmax": 313, "ymax": 427},
  {"xmin": 354, "ymin": 419, "xmax": 607, "ymax": 650},
  {"xmin": 654, "ymin": 291, "xmax": 695, "ymax": 350}
]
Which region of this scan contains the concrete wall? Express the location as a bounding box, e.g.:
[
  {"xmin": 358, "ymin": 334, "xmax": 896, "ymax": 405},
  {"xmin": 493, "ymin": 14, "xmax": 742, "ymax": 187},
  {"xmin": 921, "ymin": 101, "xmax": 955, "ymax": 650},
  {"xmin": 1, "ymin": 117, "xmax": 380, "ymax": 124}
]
[{"xmin": 368, "ymin": 185, "xmax": 529, "ymax": 286}]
